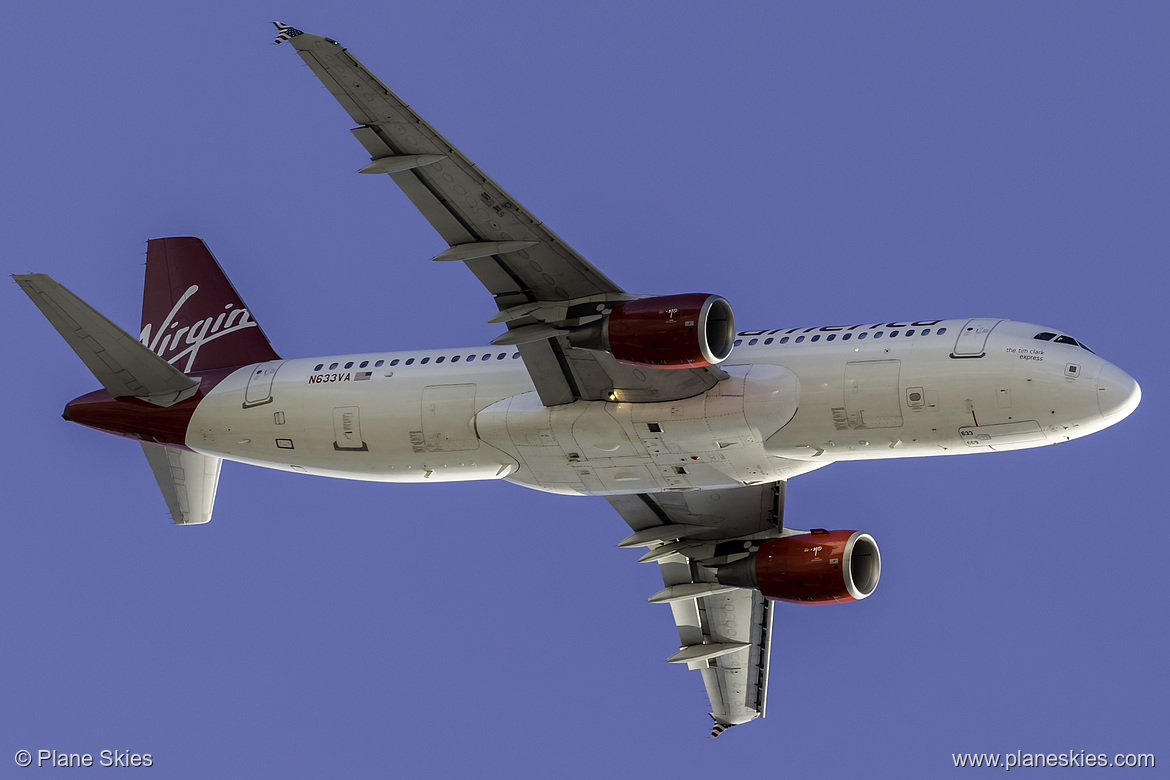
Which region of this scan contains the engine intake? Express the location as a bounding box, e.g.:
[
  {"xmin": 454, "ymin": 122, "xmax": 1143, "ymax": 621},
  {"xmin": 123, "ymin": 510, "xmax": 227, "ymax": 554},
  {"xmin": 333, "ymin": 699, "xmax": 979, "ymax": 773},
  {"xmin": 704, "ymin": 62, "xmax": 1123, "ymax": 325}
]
[
  {"xmin": 714, "ymin": 529, "xmax": 880, "ymax": 604},
  {"xmin": 568, "ymin": 293, "xmax": 735, "ymax": 368}
]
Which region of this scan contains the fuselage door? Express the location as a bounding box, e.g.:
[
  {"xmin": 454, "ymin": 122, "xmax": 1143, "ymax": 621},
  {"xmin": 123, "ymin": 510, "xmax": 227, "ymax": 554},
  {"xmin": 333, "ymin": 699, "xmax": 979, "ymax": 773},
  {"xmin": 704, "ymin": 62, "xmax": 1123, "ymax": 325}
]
[
  {"xmin": 951, "ymin": 319, "xmax": 1002, "ymax": 358},
  {"xmin": 844, "ymin": 360, "xmax": 903, "ymax": 429},
  {"xmin": 243, "ymin": 360, "xmax": 284, "ymax": 408},
  {"xmin": 422, "ymin": 384, "xmax": 480, "ymax": 452}
]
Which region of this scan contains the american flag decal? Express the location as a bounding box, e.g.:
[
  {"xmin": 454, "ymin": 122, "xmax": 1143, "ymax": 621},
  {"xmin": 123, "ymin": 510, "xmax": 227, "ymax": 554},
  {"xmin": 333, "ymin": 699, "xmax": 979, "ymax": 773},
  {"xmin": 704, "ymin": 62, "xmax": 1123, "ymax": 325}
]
[
  {"xmin": 354, "ymin": 372, "xmax": 372, "ymax": 381},
  {"xmin": 272, "ymin": 21, "xmax": 304, "ymax": 45}
]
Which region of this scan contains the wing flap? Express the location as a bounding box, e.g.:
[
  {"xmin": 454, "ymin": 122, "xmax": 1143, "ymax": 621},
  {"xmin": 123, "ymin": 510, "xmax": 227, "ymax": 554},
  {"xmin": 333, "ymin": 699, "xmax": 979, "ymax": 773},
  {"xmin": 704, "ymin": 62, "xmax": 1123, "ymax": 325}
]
[
  {"xmin": 607, "ymin": 484, "xmax": 786, "ymax": 735},
  {"xmin": 656, "ymin": 551, "xmax": 773, "ymax": 733}
]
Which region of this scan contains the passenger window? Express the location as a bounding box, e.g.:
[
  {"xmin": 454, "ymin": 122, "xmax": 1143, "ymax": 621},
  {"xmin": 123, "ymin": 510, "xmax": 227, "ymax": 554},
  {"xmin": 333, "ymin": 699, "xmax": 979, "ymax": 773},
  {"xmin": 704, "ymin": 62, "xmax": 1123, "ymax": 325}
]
[
  {"xmin": 842, "ymin": 333, "xmax": 851, "ymax": 340},
  {"xmin": 795, "ymin": 336, "xmax": 805, "ymax": 343},
  {"xmin": 811, "ymin": 335, "xmax": 821, "ymax": 342},
  {"xmin": 764, "ymin": 337, "xmax": 773, "ymax": 345},
  {"xmin": 874, "ymin": 332, "xmax": 883, "ymax": 339},
  {"xmin": 734, "ymin": 339, "xmax": 743, "ymax": 347},
  {"xmin": 420, "ymin": 357, "xmax": 429, "ymax": 364},
  {"xmin": 466, "ymin": 355, "xmax": 475, "ymax": 361},
  {"xmin": 344, "ymin": 362, "xmax": 354, "ymax": 369},
  {"xmin": 359, "ymin": 361, "xmax": 369, "ymax": 368},
  {"xmin": 390, "ymin": 359, "xmax": 399, "ymax": 366},
  {"xmin": 889, "ymin": 331, "xmax": 899, "ymax": 338},
  {"xmin": 375, "ymin": 360, "xmax": 384, "ymax": 367},
  {"xmin": 436, "ymin": 356, "xmax": 445, "ymax": 363},
  {"xmin": 858, "ymin": 332, "xmax": 867, "ymax": 340},
  {"xmin": 748, "ymin": 338, "xmax": 758, "ymax": 346},
  {"xmin": 937, "ymin": 327, "xmax": 947, "ymax": 335},
  {"xmin": 921, "ymin": 329, "xmax": 930, "ymax": 336},
  {"xmin": 905, "ymin": 329, "xmax": 915, "ymax": 337},
  {"xmin": 405, "ymin": 358, "xmax": 414, "ymax": 365},
  {"xmin": 780, "ymin": 337, "xmax": 789, "ymax": 344},
  {"xmin": 512, "ymin": 352, "xmax": 521, "ymax": 359},
  {"xmin": 329, "ymin": 362, "xmax": 339, "ymax": 370},
  {"xmin": 497, "ymin": 353, "xmax": 506, "ymax": 360},
  {"xmin": 314, "ymin": 364, "xmax": 323, "ymax": 371},
  {"xmin": 482, "ymin": 354, "xmax": 491, "ymax": 361},
  {"xmin": 451, "ymin": 355, "xmax": 460, "ymax": 362},
  {"xmin": 826, "ymin": 334, "xmax": 836, "ymax": 341}
]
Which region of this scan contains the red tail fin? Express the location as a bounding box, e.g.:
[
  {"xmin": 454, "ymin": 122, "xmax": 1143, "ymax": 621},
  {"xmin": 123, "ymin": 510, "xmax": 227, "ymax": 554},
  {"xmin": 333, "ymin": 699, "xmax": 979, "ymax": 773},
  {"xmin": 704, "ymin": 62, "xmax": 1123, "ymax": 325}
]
[{"xmin": 140, "ymin": 237, "xmax": 280, "ymax": 373}]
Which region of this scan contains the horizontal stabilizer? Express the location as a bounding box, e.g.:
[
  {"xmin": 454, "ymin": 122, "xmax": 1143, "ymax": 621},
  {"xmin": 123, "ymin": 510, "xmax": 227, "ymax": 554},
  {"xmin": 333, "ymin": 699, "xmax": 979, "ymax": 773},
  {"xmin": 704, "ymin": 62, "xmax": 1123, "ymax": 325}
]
[
  {"xmin": 140, "ymin": 443, "xmax": 221, "ymax": 525},
  {"xmin": 14, "ymin": 274, "xmax": 200, "ymax": 406}
]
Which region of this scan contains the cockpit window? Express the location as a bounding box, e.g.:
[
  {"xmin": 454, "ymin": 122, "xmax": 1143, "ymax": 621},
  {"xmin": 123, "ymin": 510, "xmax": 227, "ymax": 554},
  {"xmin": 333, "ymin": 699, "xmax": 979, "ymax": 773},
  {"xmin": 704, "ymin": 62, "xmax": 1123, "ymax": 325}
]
[
  {"xmin": 1036, "ymin": 331, "xmax": 1094, "ymax": 353},
  {"xmin": 1055, "ymin": 335, "xmax": 1095, "ymax": 353}
]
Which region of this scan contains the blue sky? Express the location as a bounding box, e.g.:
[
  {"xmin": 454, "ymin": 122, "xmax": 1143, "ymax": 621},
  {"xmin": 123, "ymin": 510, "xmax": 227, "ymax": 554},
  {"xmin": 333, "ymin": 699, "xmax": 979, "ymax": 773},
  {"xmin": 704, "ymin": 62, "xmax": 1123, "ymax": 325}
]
[{"xmin": 3, "ymin": 3, "xmax": 1165, "ymax": 777}]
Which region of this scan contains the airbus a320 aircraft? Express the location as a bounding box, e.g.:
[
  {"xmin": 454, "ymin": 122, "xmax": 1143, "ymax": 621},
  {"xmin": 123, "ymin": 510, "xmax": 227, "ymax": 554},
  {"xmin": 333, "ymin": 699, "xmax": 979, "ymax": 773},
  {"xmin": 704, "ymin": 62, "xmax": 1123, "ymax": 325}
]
[{"xmin": 14, "ymin": 23, "xmax": 1140, "ymax": 737}]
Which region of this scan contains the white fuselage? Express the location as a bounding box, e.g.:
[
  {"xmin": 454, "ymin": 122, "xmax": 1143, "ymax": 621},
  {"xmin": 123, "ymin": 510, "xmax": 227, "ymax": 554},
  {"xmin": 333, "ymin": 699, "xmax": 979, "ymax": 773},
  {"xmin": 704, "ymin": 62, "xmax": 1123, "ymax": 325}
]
[{"xmin": 186, "ymin": 318, "xmax": 1139, "ymax": 495}]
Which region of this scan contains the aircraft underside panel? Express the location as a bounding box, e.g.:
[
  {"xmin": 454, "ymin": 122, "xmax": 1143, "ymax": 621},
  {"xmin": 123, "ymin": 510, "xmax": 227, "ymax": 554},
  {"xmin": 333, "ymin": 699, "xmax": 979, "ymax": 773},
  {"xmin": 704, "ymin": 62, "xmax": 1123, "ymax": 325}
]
[{"xmin": 477, "ymin": 364, "xmax": 802, "ymax": 495}]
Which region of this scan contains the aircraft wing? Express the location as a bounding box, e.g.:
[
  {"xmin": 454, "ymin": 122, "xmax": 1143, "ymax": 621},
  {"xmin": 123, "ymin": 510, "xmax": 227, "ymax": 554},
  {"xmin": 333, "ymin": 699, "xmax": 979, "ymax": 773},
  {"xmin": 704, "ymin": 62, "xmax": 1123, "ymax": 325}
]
[
  {"xmin": 275, "ymin": 23, "xmax": 725, "ymax": 405},
  {"xmin": 606, "ymin": 482, "xmax": 786, "ymax": 737}
]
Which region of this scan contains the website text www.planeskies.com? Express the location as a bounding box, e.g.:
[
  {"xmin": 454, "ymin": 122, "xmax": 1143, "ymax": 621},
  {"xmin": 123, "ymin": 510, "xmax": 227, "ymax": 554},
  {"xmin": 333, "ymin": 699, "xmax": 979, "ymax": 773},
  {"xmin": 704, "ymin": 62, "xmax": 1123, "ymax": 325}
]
[{"xmin": 952, "ymin": 750, "xmax": 1154, "ymax": 770}]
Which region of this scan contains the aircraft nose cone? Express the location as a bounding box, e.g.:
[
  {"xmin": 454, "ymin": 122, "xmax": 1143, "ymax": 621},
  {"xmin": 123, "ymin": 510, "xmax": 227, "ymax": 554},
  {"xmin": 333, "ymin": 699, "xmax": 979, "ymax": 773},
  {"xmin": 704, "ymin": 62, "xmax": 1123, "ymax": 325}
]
[{"xmin": 1098, "ymin": 363, "xmax": 1140, "ymax": 420}]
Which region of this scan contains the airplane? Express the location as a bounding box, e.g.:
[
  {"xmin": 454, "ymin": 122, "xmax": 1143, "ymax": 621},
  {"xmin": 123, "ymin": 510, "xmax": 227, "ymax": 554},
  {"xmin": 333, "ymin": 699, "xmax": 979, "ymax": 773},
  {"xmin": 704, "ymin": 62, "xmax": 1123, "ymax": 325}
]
[{"xmin": 13, "ymin": 22, "xmax": 1140, "ymax": 738}]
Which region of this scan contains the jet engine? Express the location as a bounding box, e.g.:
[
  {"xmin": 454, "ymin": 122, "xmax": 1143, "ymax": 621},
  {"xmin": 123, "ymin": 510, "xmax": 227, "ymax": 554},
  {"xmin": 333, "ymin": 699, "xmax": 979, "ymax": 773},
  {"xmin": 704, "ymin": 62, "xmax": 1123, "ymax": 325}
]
[
  {"xmin": 568, "ymin": 293, "xmax": 735, "ymax": 368},
  {"xmin": 713, "ymin": 529, "xmax": 880, "ymax": 604}
]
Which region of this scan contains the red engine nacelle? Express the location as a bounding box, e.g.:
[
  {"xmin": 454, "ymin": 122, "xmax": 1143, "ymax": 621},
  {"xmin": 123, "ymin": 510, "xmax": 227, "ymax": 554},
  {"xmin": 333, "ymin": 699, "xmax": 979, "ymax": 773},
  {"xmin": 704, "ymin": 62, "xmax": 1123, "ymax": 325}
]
[
  {"xmin": 576, "ymin": 293, "xmax": 734, "ymax": 368},
  {"xmin": 714, "ymin": 530, "xmax": 881, "ymax": 604}
]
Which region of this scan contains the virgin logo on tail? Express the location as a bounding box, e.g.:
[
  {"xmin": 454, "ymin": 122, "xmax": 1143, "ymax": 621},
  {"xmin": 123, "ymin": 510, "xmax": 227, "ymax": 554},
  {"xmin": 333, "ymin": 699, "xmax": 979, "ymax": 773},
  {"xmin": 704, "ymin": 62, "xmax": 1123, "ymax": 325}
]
[{"xmin": 139, "ymin": 284, "xmax": 259, "ymax": 373}]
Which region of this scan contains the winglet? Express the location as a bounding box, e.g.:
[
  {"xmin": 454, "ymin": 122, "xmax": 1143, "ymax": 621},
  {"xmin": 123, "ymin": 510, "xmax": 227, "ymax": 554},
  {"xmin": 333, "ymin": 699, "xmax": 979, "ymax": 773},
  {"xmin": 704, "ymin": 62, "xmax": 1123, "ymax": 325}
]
[
  {"xmin": 272, "ymin": 21, "xmax": 305, "ymax": 45},
  {"xmin": 710, "ymin": 714, "xmax": 733, "ymax": 738}
]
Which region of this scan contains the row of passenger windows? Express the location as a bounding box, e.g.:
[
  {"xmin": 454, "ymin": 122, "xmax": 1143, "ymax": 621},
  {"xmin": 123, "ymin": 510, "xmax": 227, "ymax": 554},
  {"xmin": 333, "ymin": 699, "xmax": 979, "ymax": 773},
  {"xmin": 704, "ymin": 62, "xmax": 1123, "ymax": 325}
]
[
  {"xmin": 734, "ymin": 327, "xmax": 948, "ymax": 347},
  {"xmin": 311, "ymin": 327, "xmax": 952, "ymax": 371},
  {"xmin": 313, "ymin": 352, "xmax": 522, "ymax": 372}
]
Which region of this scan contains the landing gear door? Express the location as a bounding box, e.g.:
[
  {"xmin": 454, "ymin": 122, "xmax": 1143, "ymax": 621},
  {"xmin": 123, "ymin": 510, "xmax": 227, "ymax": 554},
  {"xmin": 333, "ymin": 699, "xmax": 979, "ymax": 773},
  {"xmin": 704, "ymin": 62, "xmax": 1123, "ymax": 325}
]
[{"xmin": 951, "ymin": 319, "xmax": 1002, "ymax": 358}]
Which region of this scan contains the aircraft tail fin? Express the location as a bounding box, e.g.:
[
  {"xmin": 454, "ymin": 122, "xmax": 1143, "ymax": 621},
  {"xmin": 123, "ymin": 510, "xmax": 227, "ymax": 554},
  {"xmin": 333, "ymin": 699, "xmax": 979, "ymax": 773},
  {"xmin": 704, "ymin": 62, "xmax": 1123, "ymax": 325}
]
[
  {"xmin": 13, "ymin": 273, "xmax": 200, "ymax": 406},
  {"xmin": 141, "ymin": 237, "xmax": 281, "ymax": 373},
  {"xmin": 141, "ymin": 443, "xmax": 221, "ymax": 525}
]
